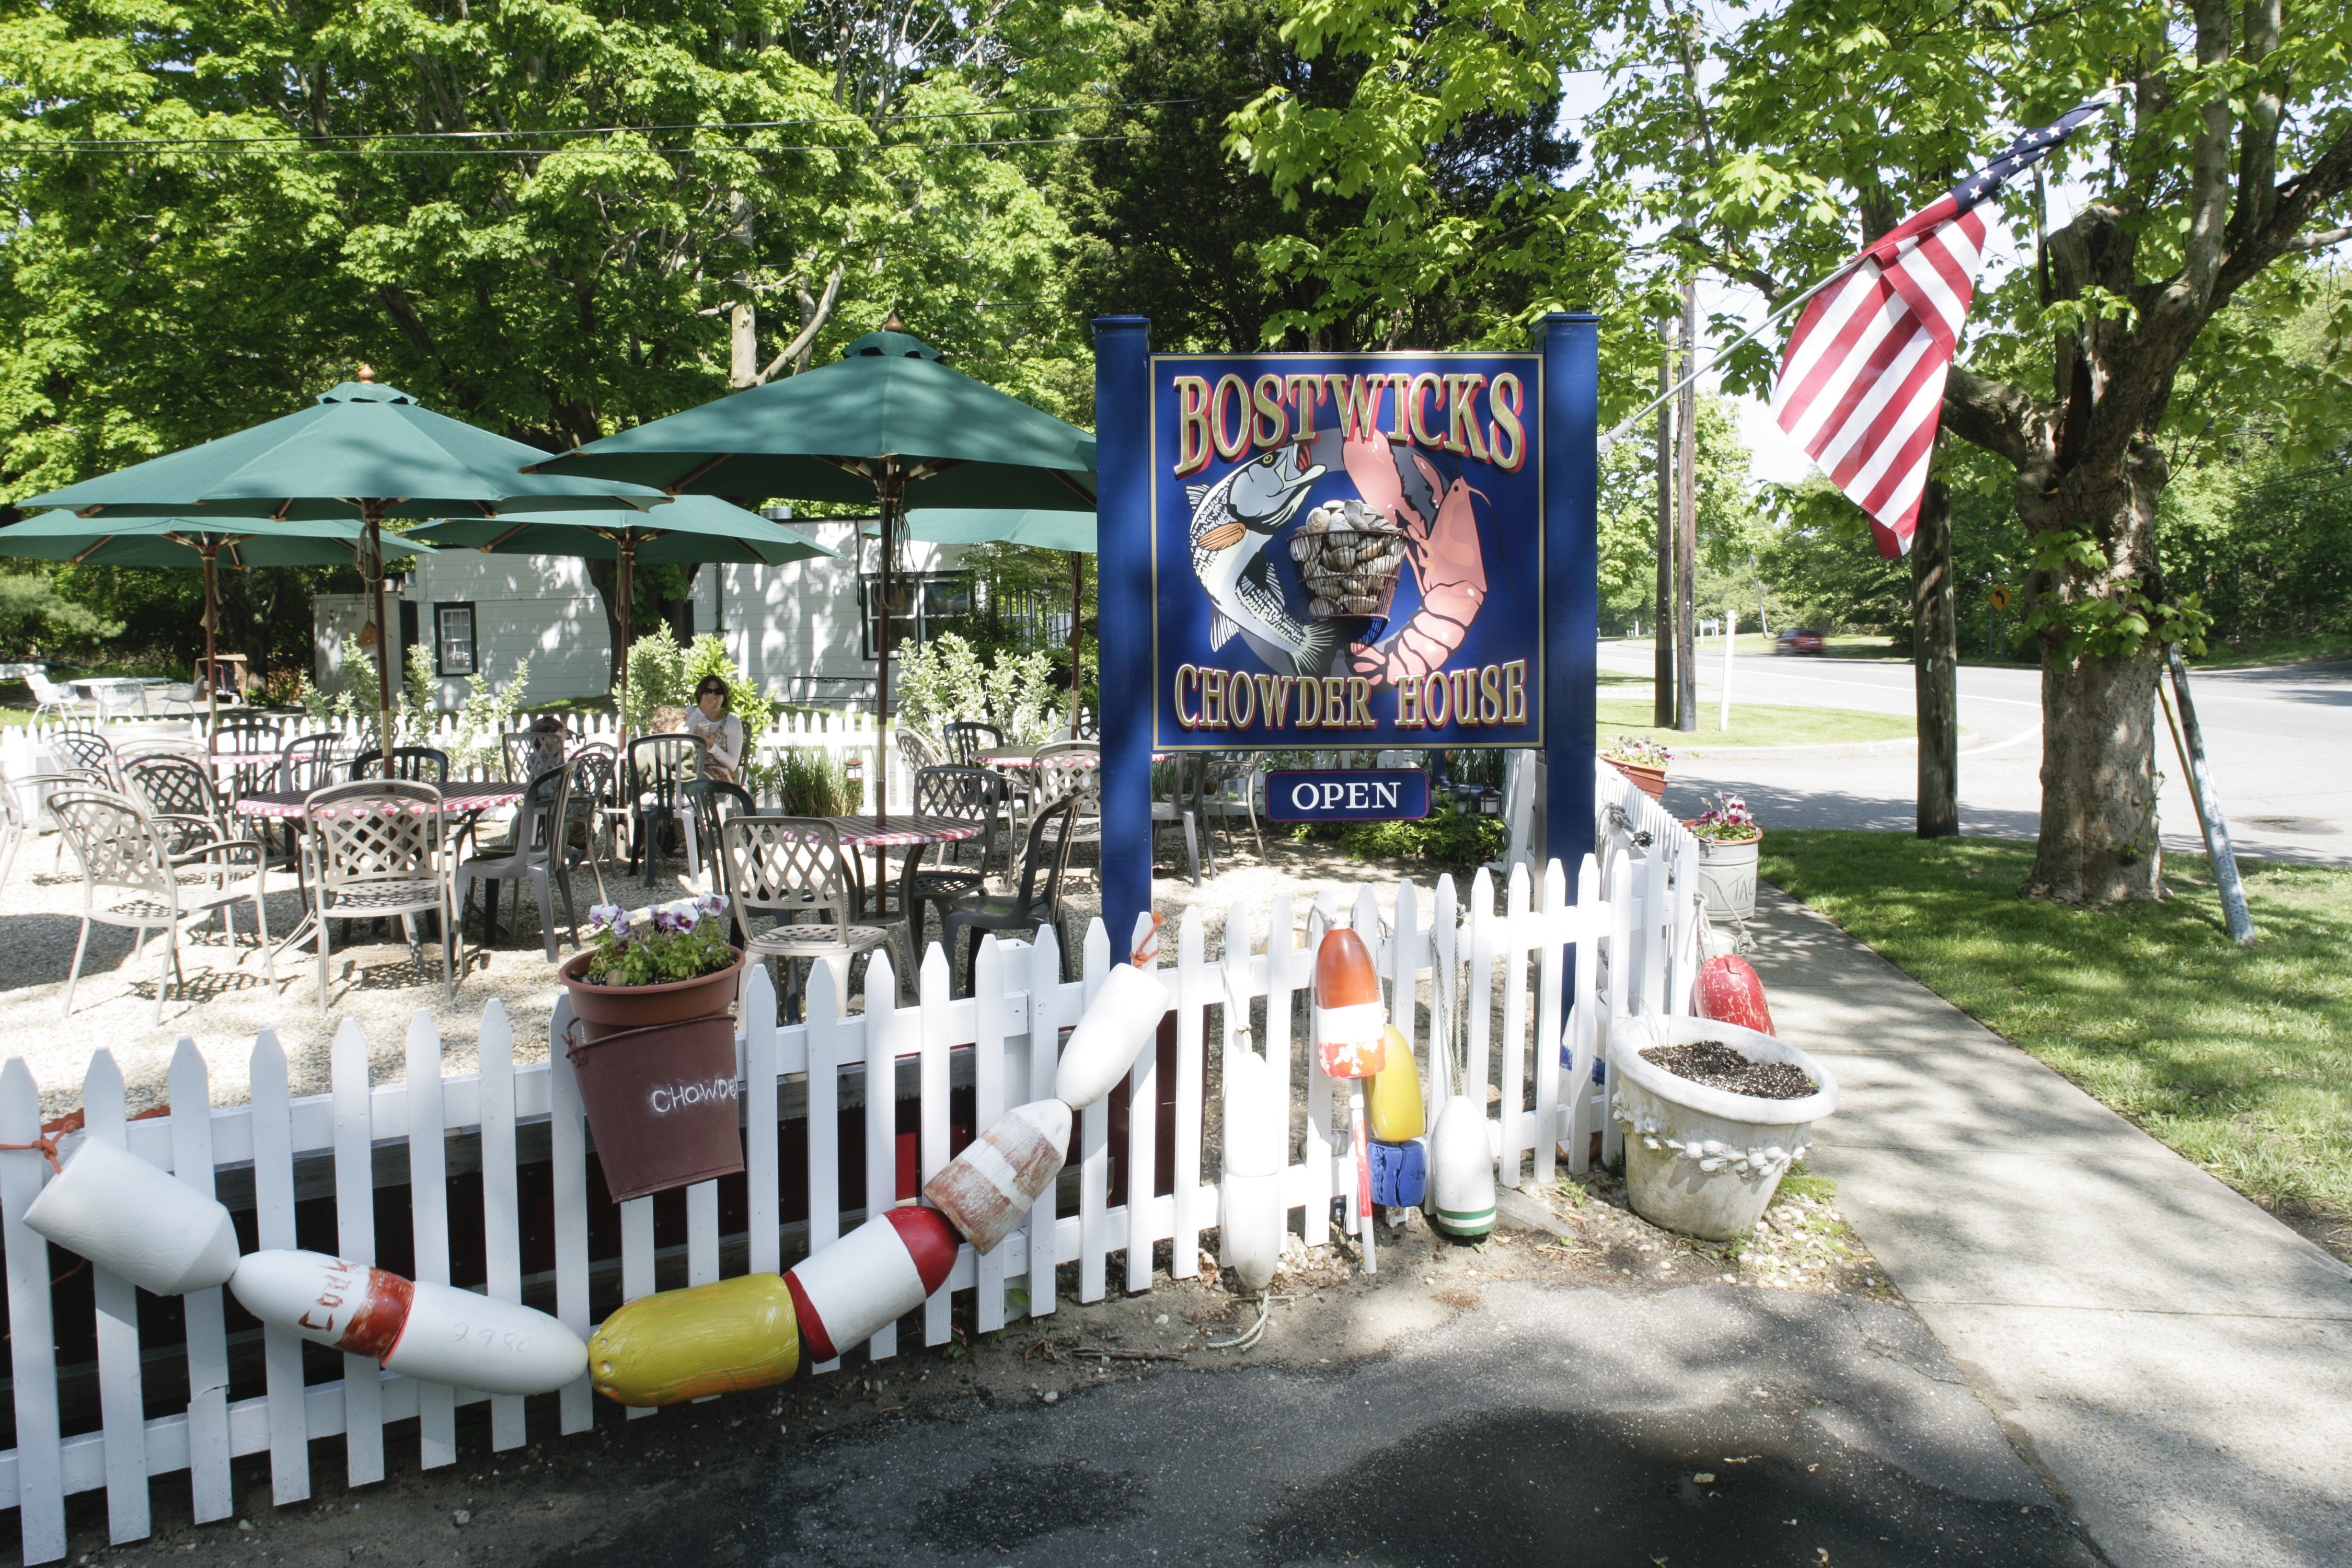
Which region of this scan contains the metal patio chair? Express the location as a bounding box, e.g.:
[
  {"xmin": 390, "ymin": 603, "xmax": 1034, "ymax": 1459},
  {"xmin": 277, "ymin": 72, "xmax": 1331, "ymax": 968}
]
[
  {"xmin": 721, "ymin": 814, "xmax": 906, "ymax": 1021},
  {"xmin": 304, "ymin": 780, "xmax": 456, "ymax": 1019},
  {"xmin": 941, "ymin": 721, "xmax": 1004, "ymax": 767},
  {"xmin": 451, "ymin": 758, "xmax": 582, "ymax": 965},
  {"xmin": 937, "ymin": 793, "xmax": 1081, "ymax": 991},
  {"xmin": 50, "ymin": 786, "xmax": 272, "ymax": 1024},
  {"xmin": 905, "ymin": 765, "xmax": 1010, "ymax": 958},
  {"xmin": 624, "ymin": 733, "xmax": 699, "ymax": 889}
]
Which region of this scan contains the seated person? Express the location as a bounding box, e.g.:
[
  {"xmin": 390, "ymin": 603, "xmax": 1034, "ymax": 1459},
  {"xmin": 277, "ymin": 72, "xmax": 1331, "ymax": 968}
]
[{"xmin": 685, "ymin": 675, "xmax": 743, "ymax": 785}]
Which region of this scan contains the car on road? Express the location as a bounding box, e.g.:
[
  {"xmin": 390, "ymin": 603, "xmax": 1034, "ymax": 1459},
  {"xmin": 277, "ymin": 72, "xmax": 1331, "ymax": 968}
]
[{"xmin": 1774, "ymin": 628, "xmax": 1827, "ymax": 656}]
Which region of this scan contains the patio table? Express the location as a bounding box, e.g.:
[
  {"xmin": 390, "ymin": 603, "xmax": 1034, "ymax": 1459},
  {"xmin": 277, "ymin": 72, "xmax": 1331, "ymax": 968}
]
[
  {"xmin": 822, "ymin": 814, "xmax": 985, "ymax": 931},
  {"xmin": 235, "ymin": 783, "xmax": 528, "ymax": 956}
]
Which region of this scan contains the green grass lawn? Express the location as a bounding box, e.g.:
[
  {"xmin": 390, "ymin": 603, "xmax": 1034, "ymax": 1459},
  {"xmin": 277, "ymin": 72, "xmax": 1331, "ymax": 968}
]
[
  {"xmin": 1762, "ymin": 831, "xmax": 2352, "ymax": 1243},
  {"xmin": 2187, "ymin": 632, "xmax": 2352, "ymax": 668},
  {"xmin": 1596, "ymin": 697, "xmax": 1916, "ymax": 750}
]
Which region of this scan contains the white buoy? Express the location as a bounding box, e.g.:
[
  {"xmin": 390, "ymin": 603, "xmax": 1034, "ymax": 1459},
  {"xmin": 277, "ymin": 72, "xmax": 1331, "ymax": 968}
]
[
  {"xmin": 921, "ymin": 1099, "xmax": 1073, "ymax": 1254},
  {"xmin": 24, "ymin": 1137, "xmax": 240, "ymax": 1297},
  {"xmin": 782, "ymin": 1207, "xmax": 959, "ymax": 1362},
  {"xmin": 229, "ymin": 1250, "xmax": 587, "ymax": 1396},
  {"xmin": 1054, "ymin": 963, "xmax": 1169, "ymax": 1110},
  {"xmin": 1427, "ymin": 1093, "xmax": 1495, "ymax": 1239},
  {"xmin": 1219, "ymin": 1046, "xmax": 1286, "ymax": 1290}
]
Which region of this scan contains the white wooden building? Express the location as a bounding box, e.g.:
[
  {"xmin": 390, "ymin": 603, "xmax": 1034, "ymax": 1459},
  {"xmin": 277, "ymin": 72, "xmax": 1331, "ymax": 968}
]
[{"xmin": 315, "ymin": 517, "xmax": 975, "ymax": 711}]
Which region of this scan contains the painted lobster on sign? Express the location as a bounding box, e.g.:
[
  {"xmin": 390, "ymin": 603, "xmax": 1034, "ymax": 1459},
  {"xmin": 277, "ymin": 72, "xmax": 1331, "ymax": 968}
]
[{"xmin": 1333, "ymin": 428, "xmax": 1489, "ymax": 688}]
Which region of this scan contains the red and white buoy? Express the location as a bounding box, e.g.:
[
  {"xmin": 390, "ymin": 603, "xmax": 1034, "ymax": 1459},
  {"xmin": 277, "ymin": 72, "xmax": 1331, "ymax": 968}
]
[
  {"xmin": 782, "ymin": 1206, "xmax": 959, "ymax": 1362},
  {"xmin": 1055, "ymin": 961, "xmax": 1169, "ymax": 1111},
  {"xmin": 24, "ymin": 1137, "xmax": 240, "ymax": 1298},
  {"xmin": 1313, "ymin": 926, "xmax": 1388, "ymax": 1274},
  {"xmin": 921, "ymin": 1099, "xmax": 1072, "ymax": 1254},
  {"xmin": 1694, "ymin": 954, "xmax": 1775, "ymax": 1036},
  {"xmin": 229, "ymin": 1249, "xmax": 587, "ymax": 1397}
]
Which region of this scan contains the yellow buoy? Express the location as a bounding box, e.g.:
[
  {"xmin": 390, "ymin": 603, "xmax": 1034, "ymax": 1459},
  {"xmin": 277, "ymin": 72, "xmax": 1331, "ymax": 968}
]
[
  {"xmin": 1365, "ymin": 1025, "xmax": 1425, "ymax": 1142},
  {"xmin": 589, "ymin": 1273, "xmax": 800, "ymax": 1406}
]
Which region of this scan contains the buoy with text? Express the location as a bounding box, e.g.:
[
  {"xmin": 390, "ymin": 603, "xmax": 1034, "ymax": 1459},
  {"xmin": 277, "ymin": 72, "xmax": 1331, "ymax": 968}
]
[
  {"xmin": 230, "ymin": 1250, "xmax": 587, "ymax": 1396},
  {"xmin": 1219, "ymin": 1044, "xmax": 1285, "ymax": 1292},
  {"xmin": 1694, "ymin": 954, "xmax": 1775, "ymax": 1036},
  {"xmin": 783, "ymin": 1206, "xmax": 960, "ymax": 1362},
  {"xmin": 589, "ymin": 1273, "xmax": 800, "ymax": 1406},
  {"xmin": 23, "ymin": 1137, "xmax": 241, "ymax": 1297},
  {"xmin": 921, "ymin": 1099, "xmax": 1073, "ymax": 1254},
  {"xmin": 1427, "ymin": 1093, "xmax": 1496, "ymax": 1239},
  {"xmin": 1312, "ymin": 926, "xmax": 1388, "ymax": 1275}
]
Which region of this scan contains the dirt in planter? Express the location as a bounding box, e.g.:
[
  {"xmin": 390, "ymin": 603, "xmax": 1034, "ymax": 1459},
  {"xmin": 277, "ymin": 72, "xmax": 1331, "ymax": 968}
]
[{"xmin": 1640, "ymin": 1040, "xmax": 1816, "ymax": 1100}]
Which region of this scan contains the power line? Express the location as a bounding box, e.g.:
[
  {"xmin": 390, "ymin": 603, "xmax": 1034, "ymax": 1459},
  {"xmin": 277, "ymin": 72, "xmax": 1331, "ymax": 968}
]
[{"xmin": 2, "ymin": 133, "xmax": 1147, "ymax": 159}]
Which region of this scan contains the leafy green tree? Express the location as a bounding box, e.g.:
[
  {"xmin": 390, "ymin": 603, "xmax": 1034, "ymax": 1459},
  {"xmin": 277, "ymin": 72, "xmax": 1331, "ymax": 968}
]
[
  {"xmin": 0, "ymin": 569, "xmax": 123, "ymax": 656},
  {"xmin": 1577, "ymin": 0, "xmax": 2352, "ymax": 902}
]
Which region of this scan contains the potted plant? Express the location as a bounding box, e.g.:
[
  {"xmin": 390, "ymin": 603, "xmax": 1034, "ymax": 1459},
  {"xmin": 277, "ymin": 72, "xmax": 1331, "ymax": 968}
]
[
  {"xmin": 1684, "ymin": 792, "xmax": 1763, "ymax": 921},
  {"xmin": 1610, "ymin": 1016, "xmax": 1838, "ymax": 1241},
  {"xmin": 558, "ymin": 894, "xmax": 750, "ymax": 1201},
  {"xmin": 1602, "ymin": 735, "xmax": 1673, "ymax": 802}
]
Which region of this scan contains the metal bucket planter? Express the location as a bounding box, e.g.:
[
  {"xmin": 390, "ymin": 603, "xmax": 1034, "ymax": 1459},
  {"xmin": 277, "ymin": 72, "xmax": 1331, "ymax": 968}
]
[
  {"xmin": 559, "ymin": 949, "xmax": 748, "ymax": 1203},
  {"xmin": 1688, "ymin": 829, "xmax": 1762, "ymax": 920},
  {"xmin": 1609, "ymin": 1016, "xmax": 1837, "ymax": 1241}
]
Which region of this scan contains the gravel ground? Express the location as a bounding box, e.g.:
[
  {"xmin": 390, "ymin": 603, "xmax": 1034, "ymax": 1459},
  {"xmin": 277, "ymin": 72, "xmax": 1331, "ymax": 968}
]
[{"xmin": 0, "ymin": 815, "xmax": 1478, "ymax": 1120}]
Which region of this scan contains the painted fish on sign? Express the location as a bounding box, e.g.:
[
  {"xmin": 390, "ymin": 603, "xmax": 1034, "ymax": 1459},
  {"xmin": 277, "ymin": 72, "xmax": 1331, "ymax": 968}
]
[{"xmin": 1265, "ymin": 768, "xmax": 1429, "ymax": 823}]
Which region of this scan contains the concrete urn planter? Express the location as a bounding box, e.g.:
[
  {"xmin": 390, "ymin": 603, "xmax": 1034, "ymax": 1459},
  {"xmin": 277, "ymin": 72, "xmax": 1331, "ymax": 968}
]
[
  {"xmin": 1687, "ymin": 829, "xmax": 1763, "ymax": 921},
  {"xmin": 1610, "ymin": 1016, "xmax": 1838, "ymax": 1241}
]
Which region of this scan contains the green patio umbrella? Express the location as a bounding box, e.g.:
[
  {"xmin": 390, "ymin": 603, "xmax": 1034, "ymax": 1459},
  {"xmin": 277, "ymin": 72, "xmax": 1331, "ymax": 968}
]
[
  {"xmin": 890, "ymin": 508, "xmax": 1096, "ymax": 738},
  {"xmin": 14, "ymin": 370, "xmax": 664, "ymax": 766},
  {"xmin": 526, "ymin": 325, "xmax": 1097, "ymax": 819},
  {"xmin": 0, "ymin": 513, "xmax": 435, "ymax": 726},
  {"xmin": 410, "ymin": 494, "xmax": 837, "ymax": 734}
]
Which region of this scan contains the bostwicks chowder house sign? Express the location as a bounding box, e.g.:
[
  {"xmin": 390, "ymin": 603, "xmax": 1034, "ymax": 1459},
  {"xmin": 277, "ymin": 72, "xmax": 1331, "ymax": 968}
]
[{"xmin": 1149, "ymin": 353, "xmax": 1544, "ymax": 751}]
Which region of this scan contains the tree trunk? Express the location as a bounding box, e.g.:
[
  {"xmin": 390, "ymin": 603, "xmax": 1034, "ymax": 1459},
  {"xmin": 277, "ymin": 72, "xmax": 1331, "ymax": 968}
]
[
  {"xmin": 1653, "ymin": 319, "xmax": 1675, "ymax": 727},
  {"xmin": 1912, "ymin": 473, "xmax": 1958, "ymax": 838},
  {"xmin": 586, "ymin": 558, "xmax": 626, "ymax": 701},
  {"xmin": 1674, "ymin": 279, "xmax": 1699, "ymax": 732}
]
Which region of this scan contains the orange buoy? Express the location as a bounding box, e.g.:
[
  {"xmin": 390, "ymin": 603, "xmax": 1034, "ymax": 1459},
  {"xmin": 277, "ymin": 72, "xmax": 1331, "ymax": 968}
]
[
  {"xmin": 783, "ymin": 1207, "xmax": 959, "ymax": 1362},
  {"xmin": 1311, "ymin": 928, "xmax": 1388, "ymax": 1080},
  {"xmin": 229, "ymin": 1250, "xmax": 586, "ymax": 1396},
  {"xmin": 921, "ymin": 1099, "xmax": 1072, "ymax": 1254},
  {"xmin": 589, "ymin": 1273, "xmax": 799, "ymax": 1406}
]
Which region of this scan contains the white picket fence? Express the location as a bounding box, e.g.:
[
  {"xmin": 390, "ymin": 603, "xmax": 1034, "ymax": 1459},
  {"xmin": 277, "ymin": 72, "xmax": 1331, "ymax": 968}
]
[{"xmin": 0, "ymin": 844, "xmax": 1677, "ymax": 1562}]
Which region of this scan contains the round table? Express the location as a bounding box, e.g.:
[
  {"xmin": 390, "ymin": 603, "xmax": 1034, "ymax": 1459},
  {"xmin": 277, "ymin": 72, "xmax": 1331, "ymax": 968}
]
[
  {"xmin": 824, "ymin": 814, "xmax": 986, "ymax": 943},
  {"xmin": 233, "ymin": 783, "xmax": 526, "ymax": 820}
]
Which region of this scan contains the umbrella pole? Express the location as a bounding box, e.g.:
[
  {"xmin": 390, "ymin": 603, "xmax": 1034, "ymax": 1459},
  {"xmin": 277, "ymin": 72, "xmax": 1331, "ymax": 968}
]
[
  {"xmin": 875, "ymin": 475, "xmax": 899, "ymax": 831},
  {"xmin": 201, "ymin": 544, "xmax": 220, "ymax": 741},
  {"xmin": 617, "ymin": 540, "xmax": 634, "ymax": 744},
  {"xmin": 366, "ymin": 512, "xmax": 394, "ymax": 772},
  {"xmin": 1069, "ymin": 551, "xmax": 1083, "ymax": 740}
]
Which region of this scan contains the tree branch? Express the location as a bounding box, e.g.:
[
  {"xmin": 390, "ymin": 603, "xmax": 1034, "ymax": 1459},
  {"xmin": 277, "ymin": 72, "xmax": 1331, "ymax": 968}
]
[
  {"xmin": 2180, "ymin": 0, "xmax": 2236, "ymax": 312},
  {"xmin": 2283, "ymin": 224, "xmax": 2352, "ymax": 253},
  {"xmin": 1939, "ymin": 365, "xmax": 2045, "ymax": 471},
  {"xmin": 756, "ymin": 259, "xmax": 845, "ymax": 382}
]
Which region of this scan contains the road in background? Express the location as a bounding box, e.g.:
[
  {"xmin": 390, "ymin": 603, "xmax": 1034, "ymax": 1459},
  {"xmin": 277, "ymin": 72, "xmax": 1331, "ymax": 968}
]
[{"xmin": 1600, "ymin": 640, "xmax": 2350, "ymax": 866}]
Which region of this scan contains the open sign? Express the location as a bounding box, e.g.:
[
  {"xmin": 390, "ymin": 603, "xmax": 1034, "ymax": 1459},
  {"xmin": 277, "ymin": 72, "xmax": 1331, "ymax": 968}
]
[{"xmin": 1264, "ymin": 768, "xmax": 1430, "ymax": 823}]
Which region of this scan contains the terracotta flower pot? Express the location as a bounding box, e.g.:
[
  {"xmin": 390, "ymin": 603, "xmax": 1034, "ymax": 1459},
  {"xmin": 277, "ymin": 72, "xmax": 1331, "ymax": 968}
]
[{"xmin": 1608, "ymin": 758, "xmax": 1668, "ymax": 801}]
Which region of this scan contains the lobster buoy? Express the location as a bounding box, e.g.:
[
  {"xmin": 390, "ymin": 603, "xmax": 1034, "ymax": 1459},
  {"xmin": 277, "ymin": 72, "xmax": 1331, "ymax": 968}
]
[
  {"xmin": 783, "ymin": 1207, "xmax": 959, "ymax": 1362},
  {"xmin": 1311, "ymin": 928, "xmax": 1387, "ymax": 1080},
  {"xmin": 1427, "ymin": 1094, "xmax": 1495, "ymax": 1239},
  {"xmin": 589, "ymin": 1273, "xmax": 799, "ymax": 1406},
  {"xmin": 1694, "ymin": 954, "xmax": 1775, "ymax": 1036},
  {"xmin": 1365, "ymin": 1025, "xmax": 1424, "ymax": 1141},
  {"xmin": 1368, "ymin": 1137, "xmax": 1429, "ymax": 1209},
  {"xmin": 229, "ymin": 1250, "xmax": 586, "ymax": 1396},
  {"xmin": 23, "ymin": 1137, "xmax": 240, "ymax": 1297},
  {"xmin": 921, "ymin": 1099, "xmax": 1073, "ymax": 1254},
  {"xmin": 1055, "ymin": 963, "xmax": 1170, "ymax": 1111},
  {"xmin": 1219, "ymin": 1045, "xmax": 1286, "ymax": 1291}
]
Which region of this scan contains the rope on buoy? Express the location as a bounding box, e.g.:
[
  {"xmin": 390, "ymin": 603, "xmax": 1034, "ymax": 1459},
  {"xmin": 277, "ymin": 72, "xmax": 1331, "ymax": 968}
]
[{"xmin": 1206, "ymin": 1291, "xmax": 1272, "ymax": 1352}]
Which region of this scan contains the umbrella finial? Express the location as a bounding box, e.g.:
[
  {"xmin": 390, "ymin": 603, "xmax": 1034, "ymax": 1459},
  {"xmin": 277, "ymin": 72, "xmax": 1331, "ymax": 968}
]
[
  {"xmin": 882, "ymin": 309, "xmax": 904, "ymax": 332},
  {"xmin": 356, "ymin": 363, "xmax": 375, "ymax": 383}
]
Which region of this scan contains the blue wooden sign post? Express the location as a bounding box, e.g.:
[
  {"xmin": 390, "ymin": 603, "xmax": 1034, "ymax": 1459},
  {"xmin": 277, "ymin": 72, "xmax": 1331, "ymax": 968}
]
[{"xmin": 1092, "ymin": 314, "xmax": 1598, "ymax": 939}]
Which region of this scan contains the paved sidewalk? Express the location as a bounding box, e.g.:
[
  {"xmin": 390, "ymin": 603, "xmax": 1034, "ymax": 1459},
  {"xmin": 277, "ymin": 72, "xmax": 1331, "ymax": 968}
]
[{"xmin": 1747, "ymin": 883, "xmax": 2352, "ymax": 1568}]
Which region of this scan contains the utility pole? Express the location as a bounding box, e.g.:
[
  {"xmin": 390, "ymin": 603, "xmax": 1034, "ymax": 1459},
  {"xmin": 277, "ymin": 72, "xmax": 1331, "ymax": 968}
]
[
  {"xmin": 1653, "ymin": 319, "xmax": 1676, "ymax": 728},
  {"xmin": 1675, "ymin": 278, "xmax": 1700, "ymax": 733},
  {"xmin": 1913, "ymin": 469, "xmax": 1959, "ymax": 836}
]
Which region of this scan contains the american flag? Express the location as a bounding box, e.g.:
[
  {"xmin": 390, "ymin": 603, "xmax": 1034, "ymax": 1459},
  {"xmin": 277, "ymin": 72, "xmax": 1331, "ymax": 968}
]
[{"xmin": 1770, "ymin": 94, "xmax": 2118, "ymax": 557}]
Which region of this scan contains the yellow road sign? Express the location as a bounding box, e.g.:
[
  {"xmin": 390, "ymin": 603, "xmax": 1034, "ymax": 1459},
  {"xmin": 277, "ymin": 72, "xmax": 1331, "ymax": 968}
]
[{"xmin": 1987, "ymin": 584, "xmax": 2012, "ymax": 612}]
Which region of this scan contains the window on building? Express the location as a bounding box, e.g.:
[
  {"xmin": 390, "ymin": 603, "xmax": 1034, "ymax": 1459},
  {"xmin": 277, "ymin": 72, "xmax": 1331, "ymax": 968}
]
[
  {"xmin": 434, "ymin": 603, "xmax": 477, "ymax": 677},
  {"xmin": 860, "ymin": 573, "xmax": 972, "ymax": 660}
]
